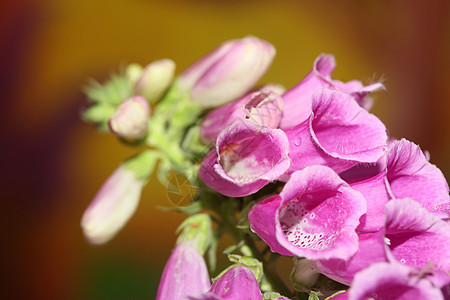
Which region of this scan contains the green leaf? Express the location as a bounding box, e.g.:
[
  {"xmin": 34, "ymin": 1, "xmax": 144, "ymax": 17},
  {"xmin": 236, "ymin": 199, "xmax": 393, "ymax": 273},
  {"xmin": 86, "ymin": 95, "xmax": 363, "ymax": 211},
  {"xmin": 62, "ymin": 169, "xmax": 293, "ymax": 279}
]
[{"xmin": 84, "ymin": 74, "xmax": 134, "ymax": 106}]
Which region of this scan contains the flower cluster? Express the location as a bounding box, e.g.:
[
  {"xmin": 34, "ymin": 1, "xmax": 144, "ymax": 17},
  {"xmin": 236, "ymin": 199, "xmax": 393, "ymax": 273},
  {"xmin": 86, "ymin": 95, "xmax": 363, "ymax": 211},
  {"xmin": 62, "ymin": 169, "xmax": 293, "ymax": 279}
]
[{"xmin": 81, "ymin": 36, "xmax": 450, "ymax": 300}]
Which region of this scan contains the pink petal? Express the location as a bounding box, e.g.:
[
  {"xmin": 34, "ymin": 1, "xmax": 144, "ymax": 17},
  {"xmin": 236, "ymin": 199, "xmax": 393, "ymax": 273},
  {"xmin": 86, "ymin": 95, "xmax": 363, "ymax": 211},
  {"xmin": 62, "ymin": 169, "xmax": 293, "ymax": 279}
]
[
  {"xmin": 349, "ymin": 262, "xmax": 444, "ymax": 300},
  {"xmin": 315, "ymin": 231, "xmax": 389, "ymax": 285},
  {"xmin": 386, "ymin": 139, "xmax": 450, "ymax": 219},
  {"xmin": 384, "ymin": 198, "xmax": 450, "ymax": 271}
]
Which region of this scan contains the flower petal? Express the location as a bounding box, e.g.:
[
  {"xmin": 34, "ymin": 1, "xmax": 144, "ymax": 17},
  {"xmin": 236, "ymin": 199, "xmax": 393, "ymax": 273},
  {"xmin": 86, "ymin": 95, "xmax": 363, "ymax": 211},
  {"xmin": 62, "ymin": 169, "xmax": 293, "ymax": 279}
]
[
  {"xmin": 315, "ymin": 231, "xmax": 389, "ymax": 285},
  {"xmin": 384, "ymin": 198, "xmax": 450, "ymax": 271},
  {"xmin": 348, "ymin": 262, "xmax": 444, "ymax": 300},
  {"xmin": 200, "ymin": 89, "xmax": 283, "ymax": 143},
  {"xmin": 386, "ymin": 139, "xmax": 450, "ymax": 219},
  {"xmin": 310, "ymin": 89, "xmax": 387, "ymax": 163}
]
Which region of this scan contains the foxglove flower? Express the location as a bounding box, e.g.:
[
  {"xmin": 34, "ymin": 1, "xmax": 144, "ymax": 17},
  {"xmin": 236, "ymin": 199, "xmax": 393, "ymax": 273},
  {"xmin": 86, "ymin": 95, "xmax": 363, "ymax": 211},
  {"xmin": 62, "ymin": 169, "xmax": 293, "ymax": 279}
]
[
  {"xmin": 187, "ymin": 266, "xmax": 262, "ymax": 300},
  {"xmin": 348, "ymin": 262, "xmax": 444, "ymax": 300},
  {"xmin": 315, "ymin": 198, "xmax": 450, "ymax": 285},
  {"xmin": 280, "ymin": 54, "xmax": 384, "ymax": 129},
  {"xmin": 81, "ymin": 165, "xmax": 144, "ymax": 245},
  {"xmin": 199, "ymin": 120, "xmax": 290, "ymax": 197},
  {"xmin": 249, "ymin": 165, "xmax": 366, "ymax": 260},
  {"xmin": 200, "ymin": 88, "xmax": 283, "ymax": 142},
  {"xmin": 108, "ymin": 96, "xmax": 150, "ymax": 140},
  {"xmin": 283, "ymin": 89, "xmax": 387, "ymax": 176},
  {"xmin": 386, "ymin": 139, "xmax": 450, "ymax": 219},
  {"xmin": 179, "ymin": 36, "xmax": 275, "ymax": 108},
  {"xmin": 134, "ymin": 59, "xmax": 176, "ymax": 102},
  {"xmin": 156, "ymin": 241, "xmax": 210, "ymax": 300}
]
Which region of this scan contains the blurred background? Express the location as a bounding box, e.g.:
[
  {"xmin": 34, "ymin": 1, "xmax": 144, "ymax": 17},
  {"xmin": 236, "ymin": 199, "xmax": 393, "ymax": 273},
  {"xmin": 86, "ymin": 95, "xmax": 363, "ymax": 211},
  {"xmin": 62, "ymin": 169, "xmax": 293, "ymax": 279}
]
[{"xmin": 2, "ymin": 0, "xmax": 449, "ymax": 298}]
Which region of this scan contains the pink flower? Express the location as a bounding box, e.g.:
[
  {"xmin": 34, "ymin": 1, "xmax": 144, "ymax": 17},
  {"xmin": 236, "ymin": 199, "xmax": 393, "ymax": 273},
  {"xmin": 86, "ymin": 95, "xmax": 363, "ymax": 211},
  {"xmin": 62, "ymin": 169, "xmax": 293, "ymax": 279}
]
[
  {"xmin": 199, "ymin": 120, "xmax": 290, "ymax": 197},
  {"xmin": 156, "ymin": 242, "xmax": 210, "ymax": 300},
  {"xmin": 249, "ymin": 165, "xmax": 366, "ymax": 260},
  {"xmin": 200, "ymin": 88, "xmax": 283, "ymax": 142},
  {"xmin": 280, "ymin": 54, "xmax": 384, "ymax": 129},
  {"xmin": 179, "ymin": 36, "xmax": 276, "ymax": 108},
  {"xmin": 314, "ymin": 198, "xmax": 450, "ymax": 285}
]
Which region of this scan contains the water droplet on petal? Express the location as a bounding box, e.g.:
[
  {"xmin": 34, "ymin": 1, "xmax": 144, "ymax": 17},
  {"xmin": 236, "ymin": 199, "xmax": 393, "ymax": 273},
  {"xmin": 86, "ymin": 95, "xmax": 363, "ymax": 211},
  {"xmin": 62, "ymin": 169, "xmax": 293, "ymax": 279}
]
[{"xmin": 294, "ymin": 138, "xmax": 302, "ymax": 146}]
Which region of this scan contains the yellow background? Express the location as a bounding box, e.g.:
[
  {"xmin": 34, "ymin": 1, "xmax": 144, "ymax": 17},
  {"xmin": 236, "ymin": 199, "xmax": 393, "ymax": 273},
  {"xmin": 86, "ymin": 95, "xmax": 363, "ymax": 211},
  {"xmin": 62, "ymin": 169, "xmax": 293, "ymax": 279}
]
[{"xmin": 2, "ymin": 0, "xmax": 449, "ymax": 298}]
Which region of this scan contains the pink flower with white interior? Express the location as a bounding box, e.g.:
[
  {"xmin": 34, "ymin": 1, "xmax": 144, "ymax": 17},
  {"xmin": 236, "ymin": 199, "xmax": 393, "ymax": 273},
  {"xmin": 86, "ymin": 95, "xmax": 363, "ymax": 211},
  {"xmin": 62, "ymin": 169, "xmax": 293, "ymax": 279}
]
[
  {"xmin": 249, "ymin": 165, "xmax": 366, "ymax": 260},
  {"xmin": 199, "ymin": 120, "xmax": 290, "ymax": 197}
]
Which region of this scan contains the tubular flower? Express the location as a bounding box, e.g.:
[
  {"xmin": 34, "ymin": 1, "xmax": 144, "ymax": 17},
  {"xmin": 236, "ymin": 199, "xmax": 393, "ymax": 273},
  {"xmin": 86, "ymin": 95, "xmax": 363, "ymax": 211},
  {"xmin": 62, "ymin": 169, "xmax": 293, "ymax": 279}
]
[
  {"xmin": 108, "ymin": 96, "xmax": 150, "ymax": 140},
  {"xmin": 199, "ymin": 120, "xmax": 290, "ymax": 197},
  {"xmin": 200, "ymin": 88, "xmax": 283, "ymax": 142},
  {"xmin": 283, "ymin": 89, "xmax": 387, "ymax": 177},
  {"xmin": 249, "ymin": 165, "xmax": 367, "ymax": 260},
  {"xmin": 280, "ymin": 54, "xmax": 384, "ymax": 129},
  {"xmin": 156, "ymin": 241, "xmax": 210, "ymax": 300},
  {"xmin": 179, "ymin": 36, "xmax": 276, "ymax": 108}
]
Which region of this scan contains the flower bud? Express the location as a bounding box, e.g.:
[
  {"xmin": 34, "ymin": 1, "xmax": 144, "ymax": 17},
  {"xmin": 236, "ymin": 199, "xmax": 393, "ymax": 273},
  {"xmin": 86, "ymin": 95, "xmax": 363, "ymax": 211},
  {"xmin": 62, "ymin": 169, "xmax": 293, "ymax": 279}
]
[
  {"xmin": 81, "ymin": 165, "xmax": 143, "ymax": 245},
  {"xmin": 81, "ymin": 151, "xmax": 157, "ymax": 245},
  {"xmin": 290, "ymin": 258, "xmax": 320, "ymax": 290},
  {"xmin": 180, "ymin": 36, "xmax": 276, "ymax": 108},
  {"xmin": 176, "ymin": 214, "xmax": 213, "ymax": 255},
  {"xmin": 134, "ymin": 59, "xmax": 175, "ymax": 102},
  {"xmin": 187, "ymin": 267, "xmax": 262, "ymax": 300},
  {"xmin": 108, "ymin": 96, "xmax": 150, "ymax": 140},
  {"xmin": 156, "ymin": 241, "xmax": 210, "ymax": 300}
]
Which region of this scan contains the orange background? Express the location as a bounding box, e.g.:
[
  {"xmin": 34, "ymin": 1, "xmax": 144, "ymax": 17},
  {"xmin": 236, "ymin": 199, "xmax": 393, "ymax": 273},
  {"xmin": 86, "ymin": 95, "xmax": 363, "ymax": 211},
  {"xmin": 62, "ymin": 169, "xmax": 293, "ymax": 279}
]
[{"xmin": 2, "ymin": 0, "xmax": 450, "ymax": 298}]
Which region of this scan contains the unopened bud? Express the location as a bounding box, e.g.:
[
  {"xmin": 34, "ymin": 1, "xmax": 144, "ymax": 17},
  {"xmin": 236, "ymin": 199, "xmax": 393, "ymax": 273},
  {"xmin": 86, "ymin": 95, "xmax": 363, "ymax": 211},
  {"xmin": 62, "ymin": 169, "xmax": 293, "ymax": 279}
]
[
  {"xmin": 108, "ymin": 96, "xmax": 150, "ymax": 140},
  {"xmin": 135, "ymin": 59, "xmax": 175, "ymax": 102}
]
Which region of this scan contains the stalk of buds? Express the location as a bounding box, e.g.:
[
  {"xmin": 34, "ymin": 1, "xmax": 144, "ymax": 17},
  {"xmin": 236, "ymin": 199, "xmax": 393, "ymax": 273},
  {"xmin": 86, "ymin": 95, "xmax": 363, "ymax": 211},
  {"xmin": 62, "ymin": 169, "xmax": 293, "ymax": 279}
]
[{"xmin": 81, "ymin": 37, "xmax": 450, "ymax": 300}]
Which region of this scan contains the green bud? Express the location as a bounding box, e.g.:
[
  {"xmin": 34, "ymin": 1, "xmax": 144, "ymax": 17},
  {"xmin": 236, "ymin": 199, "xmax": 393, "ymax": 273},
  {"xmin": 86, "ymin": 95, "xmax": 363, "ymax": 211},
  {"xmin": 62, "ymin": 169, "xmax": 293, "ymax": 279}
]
[
  {"xmin": 176, "ymin": 213, "xmax": 213, "ymax": 255},
  {"xmin": 125, "ymin": 63, "xmax": 143, "ymax": 85}
]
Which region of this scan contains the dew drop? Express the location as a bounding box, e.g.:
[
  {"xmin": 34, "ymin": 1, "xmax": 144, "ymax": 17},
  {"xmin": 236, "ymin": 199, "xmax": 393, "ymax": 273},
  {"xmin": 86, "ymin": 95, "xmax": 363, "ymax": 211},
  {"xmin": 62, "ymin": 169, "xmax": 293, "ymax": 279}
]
[{"xmin": 294, "ymin": 138, "xmax": 302, "ymax": 146}]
